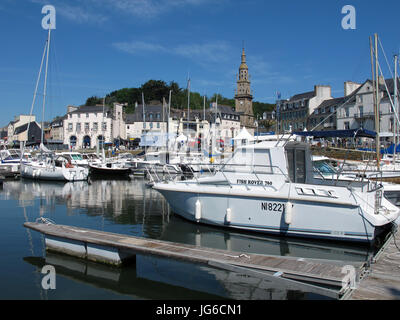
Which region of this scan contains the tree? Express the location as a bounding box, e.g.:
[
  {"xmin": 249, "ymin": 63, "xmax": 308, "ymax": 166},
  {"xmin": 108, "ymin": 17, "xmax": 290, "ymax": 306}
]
[
  {"xmin": 85, "ymin": 96, "xmax": 103, "ymax": 106},
  {"xmin": 83, "ymin": 79, "xmax": 274, "ymax": 116}
]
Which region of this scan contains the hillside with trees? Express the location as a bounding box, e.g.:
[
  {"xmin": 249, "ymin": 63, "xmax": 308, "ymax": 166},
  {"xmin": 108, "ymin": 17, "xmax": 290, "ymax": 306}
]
[{"xmin": 85, "ymin": 80, "xmax": 275, "ymax": 119}]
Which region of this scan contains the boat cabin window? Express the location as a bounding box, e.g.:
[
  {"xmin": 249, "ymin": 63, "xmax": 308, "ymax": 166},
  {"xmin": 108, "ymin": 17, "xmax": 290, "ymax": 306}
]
[
  {"xmin": 71, "ymin": 154, "xmax": 83, "ymax": 160},
  {"xmin": 313, "ymin": 160, "xmax": 336, "ymax": 175},
  {"xmin": 224, "ymin": 148, "xmax": 272, "ymax": 173},
  {"xmin": 286, "ymin": 148, "xmax": 306, "ymax": 183}
]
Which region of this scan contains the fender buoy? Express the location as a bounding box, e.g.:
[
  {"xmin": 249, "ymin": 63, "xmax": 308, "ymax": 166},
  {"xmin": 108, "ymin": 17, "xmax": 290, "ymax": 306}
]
[
  {"xmin": 195, "ymin": 200, "xmax": 202, "ymax": 222},
  {"xmin": 285, "ymin": 202, "xmax": 293, "ymax": 225},
  {"xmin": 226, "ymin": 208, "xmax": 232, "ymax": 224}
]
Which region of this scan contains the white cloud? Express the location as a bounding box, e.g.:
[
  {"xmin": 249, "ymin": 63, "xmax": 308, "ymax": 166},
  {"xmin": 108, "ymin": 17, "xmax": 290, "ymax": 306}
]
[
  {"xmin": 28, "ymin": 0, "xmax": 223, "ymax": 24},
  {"xmin": 113, "ymin": 41, "xmax": 168, "ymax": 54},
  {"xmin": 112, "ymin": 40, "xmax": 233, "ymax": 66},
  {"xmin": 88, "ymin": 0, "xmax": 217, "ymax": 19}
]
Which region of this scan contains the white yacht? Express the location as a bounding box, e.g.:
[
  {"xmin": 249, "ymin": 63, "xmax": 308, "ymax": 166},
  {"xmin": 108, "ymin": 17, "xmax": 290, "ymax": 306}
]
[
  {"xmin": 59, "ymin": 152, "xmax": 89, "ymax": 167},
  {"xmin": 21, "ymin": 153, "xmax": 89, "ymax": 182},
  {"xmin": 153, "ymin": 140, "xmax": 399, "ymax": 243}
]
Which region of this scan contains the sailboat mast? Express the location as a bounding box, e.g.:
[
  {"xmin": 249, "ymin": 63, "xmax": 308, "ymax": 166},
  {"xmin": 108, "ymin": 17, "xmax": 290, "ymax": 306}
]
[
  {"xmin": 166, "ymin": 90, "xmax": 171, "ymax": 164},
  {"xmin": 394, "ymin": 54, "xmax": 398, "ymax": 165},
  {"xmin": 142, "ymin": 92, "xmax": 146, "ymax": 155},
  {"xmin": 374, "ymin": 34, "xmax": 381, "ymax": 170},
  {"xmin": 41, "ymin": 27, "xmax": 52, "ymax": 147},
  {"xmin": 187, "ymin": 76, "xmax": 190, "ymax": 132}
]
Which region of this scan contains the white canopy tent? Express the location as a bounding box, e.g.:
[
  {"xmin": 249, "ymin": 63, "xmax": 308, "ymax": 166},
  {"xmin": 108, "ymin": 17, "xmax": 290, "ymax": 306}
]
[{"xmin": 233, "ymin": 127, "xmax": 253, "ymax": 146}]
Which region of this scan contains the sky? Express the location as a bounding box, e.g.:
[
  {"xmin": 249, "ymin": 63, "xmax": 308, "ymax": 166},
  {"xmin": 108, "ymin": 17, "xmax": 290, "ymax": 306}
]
[{"xmin": 1, "ymin": 0, "xmax": 400, "ymax": 127}]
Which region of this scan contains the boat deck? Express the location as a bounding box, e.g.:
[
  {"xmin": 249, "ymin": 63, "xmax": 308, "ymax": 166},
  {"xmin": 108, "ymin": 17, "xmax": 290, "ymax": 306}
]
[{"xmin": 24, "ymin": 222, "xmax": 365, "ymax": 299}]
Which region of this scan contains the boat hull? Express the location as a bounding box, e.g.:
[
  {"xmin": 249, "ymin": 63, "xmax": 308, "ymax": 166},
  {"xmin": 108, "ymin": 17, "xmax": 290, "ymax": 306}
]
[
  {"xmin": 21, "ymin": 164, "xmax": 88, "ymax": 182},
  {"xmin": 89, "ymin": 165, "xmax": 131, "ymax": 177},
  {"xmin": 155, "ymin": 185, "xmax": 388, "ymax": 243}
]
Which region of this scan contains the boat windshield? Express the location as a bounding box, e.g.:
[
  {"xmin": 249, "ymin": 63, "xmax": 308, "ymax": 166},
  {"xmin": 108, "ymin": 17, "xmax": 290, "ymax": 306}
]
[
  {"xmin": 313, "ymin": 160, "xmax": 337, "ymax": 175},
  {"xmin": 71, "ymin": 154, "xmax": 83, "ymax": 160},
  {"xmin": 221, "ymin": 147, "xmax": 273, "ymax": 173}
]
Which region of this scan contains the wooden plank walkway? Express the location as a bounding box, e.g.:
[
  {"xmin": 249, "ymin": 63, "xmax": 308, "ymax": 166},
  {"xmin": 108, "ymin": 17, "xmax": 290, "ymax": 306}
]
[
  {"xmin": 24, "ymin": 222, "xmax": 364, "ymax": 298},
  {"xmin": 349, "ymin": 227, "xmax": 400, "ymax": 300}
]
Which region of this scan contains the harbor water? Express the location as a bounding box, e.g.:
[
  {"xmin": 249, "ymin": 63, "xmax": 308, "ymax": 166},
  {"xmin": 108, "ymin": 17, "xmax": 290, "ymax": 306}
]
[{"xmin": 0, "ymin": 178, "xmax": 378, "ymax": 300}]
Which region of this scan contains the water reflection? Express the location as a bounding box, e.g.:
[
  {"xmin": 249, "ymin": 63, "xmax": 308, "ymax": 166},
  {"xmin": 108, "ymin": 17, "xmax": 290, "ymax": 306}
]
[
  {"xmin": 24, "ymin": 252, "xmax": 325, "ymax": 300},
  {"xmin": 1, "ymin": 179, "xmax": 373, "ymax": 264}
]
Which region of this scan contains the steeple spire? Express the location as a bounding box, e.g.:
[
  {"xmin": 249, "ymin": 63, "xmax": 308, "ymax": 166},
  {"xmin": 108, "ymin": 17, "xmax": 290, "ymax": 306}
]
[{"xmin": 240, "ymin": 44, "xmax": 248, "ymax": 70}]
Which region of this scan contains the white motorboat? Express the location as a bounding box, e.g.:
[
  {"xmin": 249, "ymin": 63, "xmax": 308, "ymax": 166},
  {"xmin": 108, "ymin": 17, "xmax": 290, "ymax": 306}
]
[
  {"xmin": 59, "ymin": 152, "xmax": 89, "ymax": 167},
  {"xmin": 21, "ymin": 153, "xmax": 89, "ymax": 182},
  {"xmin": 81, "ymin": 153, "xmax": 102, "ymax": 165},
  {"xmin": 0, "ymin": 149, "xmax": 32, "ymax": 173},
  {"xmin": 153, "ymin": 140, "xmax": 399, "ymax": 243}
]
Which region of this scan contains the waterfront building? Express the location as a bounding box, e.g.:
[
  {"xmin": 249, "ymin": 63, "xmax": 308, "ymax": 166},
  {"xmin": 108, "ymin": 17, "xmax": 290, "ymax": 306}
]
[
  {"xmin": 234, "ymin": 47, "xmax": 255, "ymax": 134},
  {"xmin": 7, "ymin": 115, "xmax": 37, "ymax": 146},
  {"xmin": 307, "ymin": 82, "xmax": 363, "ymax": 131},
  {"xmin": 49, "ymin": 115, "xmax": 66, "ymax": 142},
  {"xmin": 125, "ymin": 102, "xmax": 180, "ymax": 141},
  {"xmin": 63, "ymin": 103, "xmax": 126, "ymax": 149},
  {"xmin": 12, "ymin": 121, "xmax": 42, "ymax": 146},
  {"xmin": 126, "ymin": 101, "xmax": 241, "ymax": 149},
  {"xmin": 276, "ymin": 85, "xmax": 333, "ymax": 133},
  {"xmin": 336, "ymin": 78, "xmax": 399, "ymax": 141}
]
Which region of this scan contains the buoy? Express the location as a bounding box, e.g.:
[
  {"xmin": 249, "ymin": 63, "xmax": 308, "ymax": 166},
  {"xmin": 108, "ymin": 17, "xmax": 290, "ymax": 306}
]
[
  {"xmin": 285, "ymin": 202, "xmax": 293, "ymax": 225},
  {"xmin": 195, "ymin": 200, "xmax": 202, "ymax": 222},
  {"xmin": 226, "ymin": 208, "xmax": 232, "ymax": 224}
]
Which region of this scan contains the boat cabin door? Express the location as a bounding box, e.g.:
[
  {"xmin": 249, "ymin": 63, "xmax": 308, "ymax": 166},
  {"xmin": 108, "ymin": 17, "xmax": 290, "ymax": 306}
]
[{"xmin": 285, "ymin": 143, "xmax": 312, "ymax": 184}]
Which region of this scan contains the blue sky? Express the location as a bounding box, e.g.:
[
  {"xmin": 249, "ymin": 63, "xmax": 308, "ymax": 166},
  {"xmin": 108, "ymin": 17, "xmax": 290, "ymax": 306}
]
[{"xmin": 1, "ymin": 0, "xmax": 400, "ymax": 127}]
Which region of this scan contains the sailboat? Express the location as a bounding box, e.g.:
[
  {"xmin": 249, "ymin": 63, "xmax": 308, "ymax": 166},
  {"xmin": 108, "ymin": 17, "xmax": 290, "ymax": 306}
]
[{"xmin": 20, "ymin": 24, "xmax": 89, "ymax": 182}]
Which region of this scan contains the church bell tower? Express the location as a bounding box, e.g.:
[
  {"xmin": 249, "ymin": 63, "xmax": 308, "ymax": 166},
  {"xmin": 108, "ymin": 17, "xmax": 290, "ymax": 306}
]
[{"xmin": 235, "ymin": 47, "xmax": 255, "ymax": 131}]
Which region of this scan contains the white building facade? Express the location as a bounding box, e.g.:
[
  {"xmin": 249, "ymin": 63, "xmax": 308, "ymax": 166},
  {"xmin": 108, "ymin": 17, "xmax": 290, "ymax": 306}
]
[
  {"xmin": 63, "ymin": 103, "xmax": 126, "ymax": 149},
  {"xmin": 336, "ymin": 78, "xmax": 398, "ymax": 137}
]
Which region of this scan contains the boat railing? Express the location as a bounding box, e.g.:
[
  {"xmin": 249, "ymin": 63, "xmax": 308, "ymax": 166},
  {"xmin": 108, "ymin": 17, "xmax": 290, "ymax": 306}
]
[
  {"xmin": 146, "ymin": 162, "xmax": 290, "ymax": 190},
  {"xmin": 366, "ymin": 171, "xmax": 383, "ymax": 193}
]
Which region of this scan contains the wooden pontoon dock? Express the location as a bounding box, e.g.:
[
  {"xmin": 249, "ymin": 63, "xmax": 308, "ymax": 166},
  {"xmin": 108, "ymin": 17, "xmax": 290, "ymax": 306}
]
[
  {"xmin": 348, "ymin": 226, "xmax": 400, "ymax": 300},
  {"xmin": 24, "ymin": 221, "xmax": 367, "ymax": 299}
]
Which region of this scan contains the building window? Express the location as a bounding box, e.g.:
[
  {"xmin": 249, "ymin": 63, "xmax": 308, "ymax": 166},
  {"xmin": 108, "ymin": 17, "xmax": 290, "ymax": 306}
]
[
  {"xmin": 68, "ymin": 123, "xmax": 73, "ymax": 132},
  {"xmin": 76, "ymin": 123, "xmax": 81, "ymax": 133},
  {"xmin": 102, "ymin": 122, "xmax": 107, "ymax": 131},
  {"xmin": 93, "ymin": 122, "xmax": 98, "ymax": 132},
  {"xmin": 344, "ymin": 121, "xmax": 350, "ymax": 130},
  {"xmin": 86, "ymin": 113, "xmax": 89, "ymax": 118}
]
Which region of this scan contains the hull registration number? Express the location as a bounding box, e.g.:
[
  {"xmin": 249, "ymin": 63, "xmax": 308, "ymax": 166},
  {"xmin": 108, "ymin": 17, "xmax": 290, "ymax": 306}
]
[{"xmin": 261, "ymin": 202, "xmax": 285, "ymax": 212}]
